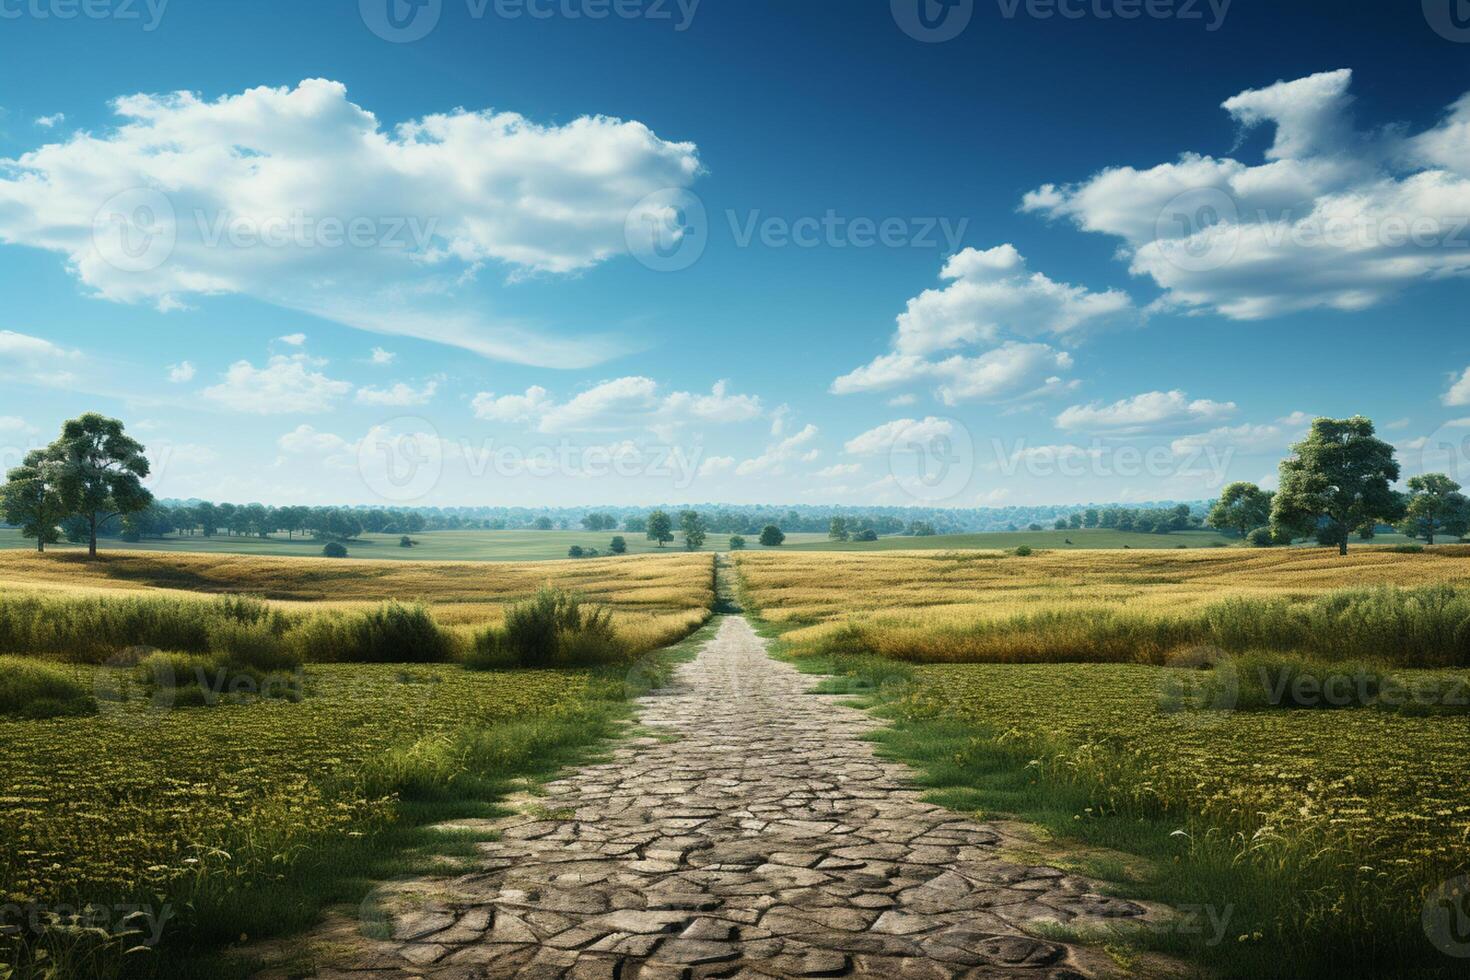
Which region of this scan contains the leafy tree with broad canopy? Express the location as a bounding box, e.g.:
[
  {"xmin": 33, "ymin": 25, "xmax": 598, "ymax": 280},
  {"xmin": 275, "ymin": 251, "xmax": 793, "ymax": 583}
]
[
  {"xmin": 0, "ymin": 449, "xmax": 68, "ymax": 552},
  {"xmin": 1398, "ymin": 473, "xmax": 1470, "ymax": 545},
  {"xmin": 1208, "ymin": 482, "xmax": 1274, "ymax": 539},
  {"xmin": 1271, "ymin": 417, "xmax": 1403, "ymax": 556},
  {"xmin": 679, "ymin": 510, "xmax": 707, "ymax": 551},
  {"xmin": 759, "ymin": 524, "xmax": 785, "ymax": 546},
  {"xmin": 51, "ymin": 413, "xmax": 153, "ymax": 559},
  {"xmin": 646, "ymin": 509, "xmax": 673, "ymax": 547}
]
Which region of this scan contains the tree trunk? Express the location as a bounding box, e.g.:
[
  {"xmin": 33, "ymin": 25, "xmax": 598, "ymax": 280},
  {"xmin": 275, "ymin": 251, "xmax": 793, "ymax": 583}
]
[
  {"xmin": 1338, "ymin": 537, "xmax": 1348, "ymax": 557},
  {"xmin": 36, "ymin": 535, "xmax": 44, "ymax": 553},
  {"xmin": 88, "ymin": 514, "xmax": 98, "ymax": 559}
]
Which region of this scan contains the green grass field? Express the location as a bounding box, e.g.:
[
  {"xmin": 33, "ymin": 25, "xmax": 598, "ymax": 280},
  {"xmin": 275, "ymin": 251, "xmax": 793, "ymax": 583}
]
[
  {"xmin": 0, "ymin": 528, "xmax": 831, "ymax": 562},
  {"xmin": 785, "ymin": 527, "xmax": 1239, "ymax": 551},
  {"xmin": 0, "ymin": 525, "xmax": 1435, "ymax": 564}
]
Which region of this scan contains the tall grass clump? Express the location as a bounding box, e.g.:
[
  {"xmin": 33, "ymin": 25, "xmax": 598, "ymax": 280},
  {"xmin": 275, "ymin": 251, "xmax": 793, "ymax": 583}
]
[
  {"xmin": 0, "ymin": 591, "xmax": 459, "ymax": 666},
  {"xmin": 0, "ymin": 593, "xmax": 286, "ymax": 663},
  {"xmin": 799, "ymin": 585, "xmax": 1470, "ymax": 667},
  {"xmin": 0, "ymin": 656, "xmax": 96, "ymax": 719},
  {"xmin": 284, "ymin": 601, "xmax": 451, "ymax": 664},
  {"xmin": 1205, "ymin": 585, "xmax": 1470, "ymax": 666},
  {"xmin": 467, "ymin": 588, "xmax": 626, "ymax": 669}
]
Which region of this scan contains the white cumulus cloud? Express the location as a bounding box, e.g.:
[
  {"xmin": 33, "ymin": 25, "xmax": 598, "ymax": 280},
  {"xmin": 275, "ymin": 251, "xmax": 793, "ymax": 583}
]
[
  {"xmin": 356, "ymin": 380, "xmax": 438, "ymax": 407},
  {"xmin": 1055, "ymin": 390, "xmax": 1237, "ymax": 434},
  {"xmin": 844, "ymin": 417, "xmax": 955, "ymax": 456},
  {"xmin": 0, "ymin": 79, "xmax": 702, "ymax": 366},
  {"xmin": 1444, "ymin": 366, "xmax": 1470, "ymax": 407},
  {"xmin": 1023, "ymin": 69, "xmax": 1470, "ymax": 319},
  {"xmin": 832, "ymin": 245, "xmax": 1124, "ymax": 402},
  {"xmin": 472, "ymin": 377, "xmax": 762, "ymax": 436},
  {"xmin": 203, "ymin": 355, "xmax": 352, "ymax": 414}
]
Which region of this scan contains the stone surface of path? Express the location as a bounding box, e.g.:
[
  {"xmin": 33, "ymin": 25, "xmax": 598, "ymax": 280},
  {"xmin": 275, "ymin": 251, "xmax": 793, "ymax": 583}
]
[{"xmin": 307, "ymin": 614, "xmax": 1157, "ymax": 979}]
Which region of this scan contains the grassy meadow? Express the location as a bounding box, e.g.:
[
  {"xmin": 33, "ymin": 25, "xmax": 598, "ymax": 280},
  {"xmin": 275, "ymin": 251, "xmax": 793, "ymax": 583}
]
[
  {"xmin": 737, "ymin": 548, "xmax": 1470, "ymax": 978},
  {"xmin": 786, "ymin": 527, "xmax": 1240, "ymax": 551},
  {"xmin": 0, "ymin": 527, "xmax": 830, "ymax": 562},
  {"xmin": 0, "ymin": 549, "xmax": 716, "ymax": 977}
]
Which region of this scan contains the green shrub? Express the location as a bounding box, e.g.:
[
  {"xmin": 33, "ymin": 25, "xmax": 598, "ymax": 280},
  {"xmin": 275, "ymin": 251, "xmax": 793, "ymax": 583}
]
[
  {"xmin": 1390, "ymin": 544, "xmax": 1424, "ymax": 554},
  {"xmin": 207, "ymin": 618, "xmax": 301, "ymax": 672},
  {"xmin": 0, "ymin": 656, "xmax": 96, "ymax": 719},
  {"xmin": 286, "ymin": 601, "xmax": 450, "ymax": 664},
  {"xmin": 1247, "ymin": 527, "xmax": 1275, "ymax": 547},
  {"xmin": 470, "ymin": 588, "xmax": 625, "ymax": 669},
  {"xmin": 1013, "ymin": 545, "xmax": 1033, "ymax": 557}
]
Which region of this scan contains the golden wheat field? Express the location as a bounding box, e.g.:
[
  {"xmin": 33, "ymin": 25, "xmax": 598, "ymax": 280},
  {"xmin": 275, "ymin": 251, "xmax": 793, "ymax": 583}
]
[
  {"xmin": 736, "ymin": 545, "xmax": 1470, "ymax": 663},
  {"xmin": 0, "ymin": 550, "xmax": 714, "ymax": 654}
]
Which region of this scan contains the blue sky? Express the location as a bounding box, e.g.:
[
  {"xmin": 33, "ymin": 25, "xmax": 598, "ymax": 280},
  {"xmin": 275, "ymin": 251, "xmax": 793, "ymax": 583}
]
[{"xmin": 1, "ymin": 0, "xmax": 1468, "ymax": 508}]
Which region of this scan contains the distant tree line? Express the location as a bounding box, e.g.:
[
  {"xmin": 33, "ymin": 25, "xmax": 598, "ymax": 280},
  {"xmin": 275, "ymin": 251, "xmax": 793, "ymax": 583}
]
[{"xmin": 1049, "ymin": 504, "xmax": 1203, "ymax": 534}]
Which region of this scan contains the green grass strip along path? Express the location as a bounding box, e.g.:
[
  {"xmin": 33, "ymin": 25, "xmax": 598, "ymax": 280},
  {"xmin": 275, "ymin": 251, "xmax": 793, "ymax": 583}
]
[
  {"xmin": 0, "ymin": 618, "xmax": 720, "ymax": 980},
  {"xmin": 747, "ymin": 614, "xmax": 1470, "ymax": 980}
]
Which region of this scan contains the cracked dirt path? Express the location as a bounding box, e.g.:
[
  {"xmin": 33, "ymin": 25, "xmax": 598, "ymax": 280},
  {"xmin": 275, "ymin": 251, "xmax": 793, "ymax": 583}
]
[{"xmin": 301, "ymin": 613, "xmax": 1157, "ymax": 979}]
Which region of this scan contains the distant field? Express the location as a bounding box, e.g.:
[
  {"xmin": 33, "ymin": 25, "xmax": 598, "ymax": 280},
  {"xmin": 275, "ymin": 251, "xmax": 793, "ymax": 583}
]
[
  {"xmin": 788, "ymin": 527, "xmax": 1436, "ymax": 552},
  {"xmin": 786, "ymin": 527, "xmax": 1238, "ymax": 551},
  {"xmin": 2, "ymin": 525, "xmax": 1441, "ymax": 563},
  {"xmin": 0, "ymin": 527, "xmax": 830, "ymax": 562},
  {"xmin": 740, "ymin": 540, "xmax": 1470, "ymax": 640}
]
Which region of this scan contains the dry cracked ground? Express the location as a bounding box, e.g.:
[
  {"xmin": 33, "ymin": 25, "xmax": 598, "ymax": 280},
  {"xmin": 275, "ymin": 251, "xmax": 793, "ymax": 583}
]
[{"xmin": 289, "ymin": 614, "xmax": 1174, "ymax": 979}]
